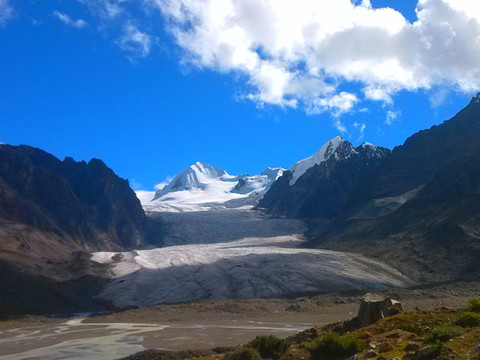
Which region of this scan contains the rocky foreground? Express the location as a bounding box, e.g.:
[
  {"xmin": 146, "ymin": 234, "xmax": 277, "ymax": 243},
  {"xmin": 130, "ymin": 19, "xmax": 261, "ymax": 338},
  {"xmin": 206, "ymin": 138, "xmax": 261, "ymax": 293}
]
[{"xmin": 118, "ymin": 281, "xmax": 480, "ymax": 360}]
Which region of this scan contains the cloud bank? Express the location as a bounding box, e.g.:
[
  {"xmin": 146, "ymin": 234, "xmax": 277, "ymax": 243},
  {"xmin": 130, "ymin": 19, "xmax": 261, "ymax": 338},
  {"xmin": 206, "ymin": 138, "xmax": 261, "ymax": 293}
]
[
  {"xmin": 153, "ymin": 0, "xmax": 480, "ymax": 113},
  {"xmin": 9, "ymin": 0, "xmax": 478, "ymax": 115}
]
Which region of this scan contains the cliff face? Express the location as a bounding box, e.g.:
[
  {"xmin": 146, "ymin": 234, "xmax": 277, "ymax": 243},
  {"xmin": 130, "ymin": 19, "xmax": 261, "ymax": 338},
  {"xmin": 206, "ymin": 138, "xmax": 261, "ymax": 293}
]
[{"xmin": 0, "ymin": 145, "xmax": 149, "ymax": 251}]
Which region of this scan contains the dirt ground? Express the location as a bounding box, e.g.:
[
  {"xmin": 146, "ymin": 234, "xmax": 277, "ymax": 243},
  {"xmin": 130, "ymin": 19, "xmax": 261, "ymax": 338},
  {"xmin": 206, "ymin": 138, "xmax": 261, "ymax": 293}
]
[
  {"xmin": 1, "ymin": 281, "xmax": 479, "ymax": 356},
  {"xmin": 81, "ymin": 281, "xmax": 480, "ymax": 326}
]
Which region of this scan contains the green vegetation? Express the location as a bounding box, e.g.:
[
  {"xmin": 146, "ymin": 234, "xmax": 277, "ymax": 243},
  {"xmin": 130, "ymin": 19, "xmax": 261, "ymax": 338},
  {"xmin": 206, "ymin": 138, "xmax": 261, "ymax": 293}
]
[
  {"xmin": 411, "ymin": 344, "xmax": 450, "ymax": 360},
  {"xmin": 225, "ymin": 347, "xmax": 261, "ymax": 360},
  {"xmin": 468, "ymin": 298, "xmax": 480, "ymax": 313},
  {"xmin": 171, "ymin": 297, "xmax": 480, "ymax": 360},
  {"xmin": 247, "ymin": 335, "xmax": 290, "ymax": 360},
  {"xmin": 306, "ymin": 332, "xmax": 365, "ymax": 360},
  {"xmin": 423, "ymin": 326, "xmax": 463, "ymax": 344},
  {"xmin": 454, "ymin": 311, "xmax": 480, "ymax": 327}
]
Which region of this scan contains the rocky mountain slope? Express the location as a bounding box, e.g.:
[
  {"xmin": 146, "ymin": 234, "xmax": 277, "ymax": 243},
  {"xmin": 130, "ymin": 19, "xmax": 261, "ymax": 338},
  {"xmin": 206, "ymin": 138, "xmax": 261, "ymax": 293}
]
[
  {"xmin": 258, "ymin": 138, "xmax": 390, "ymax": 219},
  {"xmin": 0, "ymin": 145, "xmax": 162, "ymax": 315},
  {"xmin": 350, "ymin": 94, "xmax": 480, "ymax": 204},
  {"xmin": 0, "ymin": 145, "xmax": 153, "ymax": 251},
  {"xmin": 262, "ymin": 94, "xmax": 480, "ymax": 283}
]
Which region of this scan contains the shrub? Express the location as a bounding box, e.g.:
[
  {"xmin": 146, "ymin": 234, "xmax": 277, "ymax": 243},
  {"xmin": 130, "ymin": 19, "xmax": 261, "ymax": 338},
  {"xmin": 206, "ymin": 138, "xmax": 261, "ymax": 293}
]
[
  {"xmin": 225, "ymin": 347, "xmax": 261, "ymax": 360},
  {"xmin": 468, "ymin": 298, "xmax": 480, "ymax": 313},
  {"xmin": 423, "ymin": 326, "xmax": 463, "ymax": 344},
  {"xmin": 411, "ymin": 344, "xmax": 449, "ymax": 360},
  {"xmin": 306, "ymin": 332, "xmax": 365, "ymax": 360},
  {"xmin": 455, "ymin": 312, "xmax": 480, "ymax": 328},
  {"xmin": 247, "ymin": 335, "xmax": 290, "ymax": 359}
]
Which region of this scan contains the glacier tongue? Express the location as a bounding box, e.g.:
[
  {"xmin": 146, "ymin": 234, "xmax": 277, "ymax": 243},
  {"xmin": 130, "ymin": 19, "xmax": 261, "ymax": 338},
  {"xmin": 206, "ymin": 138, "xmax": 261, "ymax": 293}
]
[{"xmin": 92, "ymin": 233, "xmax": 411, "ymax": 308}]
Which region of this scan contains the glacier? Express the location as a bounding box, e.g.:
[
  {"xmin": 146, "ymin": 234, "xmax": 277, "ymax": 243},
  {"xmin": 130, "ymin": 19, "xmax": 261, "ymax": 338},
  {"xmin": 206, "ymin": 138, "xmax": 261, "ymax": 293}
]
[{"xmin": 92, "ymin": 235, "xmax": 410, "ymax": 309}]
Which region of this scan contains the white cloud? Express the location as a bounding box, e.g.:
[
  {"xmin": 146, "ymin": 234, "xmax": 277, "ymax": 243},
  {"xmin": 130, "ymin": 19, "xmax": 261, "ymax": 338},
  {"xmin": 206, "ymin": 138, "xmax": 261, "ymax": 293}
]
[
  {"xmin": 154, "ymin": 176, "xmax": 172, "ymax": 191},
  {"xmin": 386, "ymin": 110, "xmax": 401, "ymax": 125},
  {"xmin": 0, "ymin": 0, "xmax": 13, "ymax": 25},
  {"xmin": 354, "ymin": 121, "xmax": 366, "ymax": 139},
  {"xmin": 129, "ymin": 178, "xmax": 143, "ymax": 191},
  {"xmin": 429, "ymin": 88, "xmax": 449, "ymax": 108},
  {"xmin": 53, "ymin": 11, "xmax": 88, "ymax": 29},
  {"xmin": 334, "ymin": 119, "xmax": 347, "ymax": 134},
  {"xmin": 78, "ymin": 0, "xmax": 125, "ymax": 19},
  {"xmin": 308, "ymin": 92, "xmax": 359, "ymax": 116},
  {"xmin": 117, "ymin": 24, "xmax": 151, "ymax": 59},
  {"xmin": 151, "ymin": 0, "xmax": 480, "ymax": 115}
]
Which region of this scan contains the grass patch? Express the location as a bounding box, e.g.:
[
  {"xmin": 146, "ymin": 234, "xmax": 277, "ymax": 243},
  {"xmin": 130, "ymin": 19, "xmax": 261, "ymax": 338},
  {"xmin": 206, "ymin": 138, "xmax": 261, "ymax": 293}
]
[
  {"xmin": 468, "ymin": 298, "xmax": 480, "ymax": 313},
  {"xmin": 306, "ymin": 332, "xmax": 365, "ymax": 360},
  {"xmin": 247, "ymin": 335, "xmax": 289, "ymax": 360},
  {"xmin": 225, "ymin": 348, "xmax": 261, "ymax": 360},
  {"xmin": 364, "ymin": 311, "xmax": 454, "ymax": 336},
  {"xmin": 411, "ymin": 344, "xmax": 450, "ymax": 360},
  {"xmin": 455, "ymin": 312, "xmax": 480, "ymax": 328},
  {"xmin": 423, "ymin": 326, "xmax": 463, "ymax": 344}
]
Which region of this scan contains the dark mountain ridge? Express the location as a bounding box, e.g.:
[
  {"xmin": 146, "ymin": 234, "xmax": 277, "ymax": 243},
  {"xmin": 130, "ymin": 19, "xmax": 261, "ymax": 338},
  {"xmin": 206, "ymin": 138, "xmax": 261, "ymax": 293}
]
[
  {"xmin": 0, "ymin": 145, "xmax": 163, "ymax": 315},
  {"xmin": 0, "ymin": 144, "xmax": 153, "ymax": 251},
  {"xmin": 267, "ymin": 94, "xmax": 480, "ymax": 283},
  {"xmin": 258, "ymin": 140, "xmax": 390, "ymax": 219},
  {"xmin": 349, "ymin": 94, "xmax": 480, "ymax": 205}
]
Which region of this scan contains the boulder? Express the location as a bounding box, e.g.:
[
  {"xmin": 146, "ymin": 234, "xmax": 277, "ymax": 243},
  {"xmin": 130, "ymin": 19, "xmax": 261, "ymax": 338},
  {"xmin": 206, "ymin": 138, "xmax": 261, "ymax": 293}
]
[{"xmin": 357, "ymin": 293, "xmax": 403, "ymax": 327}]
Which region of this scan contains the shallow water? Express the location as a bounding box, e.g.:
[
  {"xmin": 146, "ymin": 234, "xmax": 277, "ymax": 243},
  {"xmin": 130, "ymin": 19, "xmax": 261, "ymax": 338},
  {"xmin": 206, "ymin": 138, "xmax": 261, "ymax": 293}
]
[{"xmin": 0, "ymin": 316, "xmax": 313, "ymax": 360}]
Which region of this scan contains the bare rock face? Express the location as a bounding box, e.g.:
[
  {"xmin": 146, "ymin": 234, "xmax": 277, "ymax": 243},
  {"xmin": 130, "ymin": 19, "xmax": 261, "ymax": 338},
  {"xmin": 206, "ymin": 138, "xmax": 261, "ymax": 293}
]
[{"xmin": 357, "ymin": 293, "xmax": 403, "ymax": 327}]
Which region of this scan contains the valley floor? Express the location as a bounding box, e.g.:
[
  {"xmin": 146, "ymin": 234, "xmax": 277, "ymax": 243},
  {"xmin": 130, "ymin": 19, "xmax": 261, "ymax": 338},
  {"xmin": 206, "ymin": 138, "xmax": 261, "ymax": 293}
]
[{"xmin": 1, "ymin": 281, "xmax": 479, "ymax": 360}]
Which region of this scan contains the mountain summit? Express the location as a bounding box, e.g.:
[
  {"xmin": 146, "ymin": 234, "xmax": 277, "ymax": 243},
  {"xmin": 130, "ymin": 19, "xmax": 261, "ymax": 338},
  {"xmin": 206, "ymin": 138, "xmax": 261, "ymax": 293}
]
[
  {"xmin": 154, "ymin": 162, "xmax": 226, "ymax": 198},
  {"xmin": 140, "ymin": 163, "xmax": 284, "ymax": 212}
]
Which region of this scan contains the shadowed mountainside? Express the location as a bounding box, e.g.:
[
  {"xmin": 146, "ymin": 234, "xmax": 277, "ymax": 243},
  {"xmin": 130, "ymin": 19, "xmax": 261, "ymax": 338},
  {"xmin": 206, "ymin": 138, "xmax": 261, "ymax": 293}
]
[{"xmin": 0, "ymin": 145, "xmax": 163, "ymax": 315}]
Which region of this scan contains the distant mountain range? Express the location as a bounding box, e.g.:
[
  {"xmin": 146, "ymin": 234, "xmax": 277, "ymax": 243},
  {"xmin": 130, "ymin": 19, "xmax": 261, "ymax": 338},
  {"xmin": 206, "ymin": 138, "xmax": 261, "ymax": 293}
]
[{"xmin": 1, "ymin": 94, "xmax": 480, "ymax": 315}]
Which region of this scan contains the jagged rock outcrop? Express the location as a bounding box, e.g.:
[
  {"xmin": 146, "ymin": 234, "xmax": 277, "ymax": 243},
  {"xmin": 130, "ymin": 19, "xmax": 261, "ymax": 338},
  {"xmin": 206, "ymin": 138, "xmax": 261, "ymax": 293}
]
[{"xmin": 357, "ymin": 294, "xmax": 402, "ymax": 327}]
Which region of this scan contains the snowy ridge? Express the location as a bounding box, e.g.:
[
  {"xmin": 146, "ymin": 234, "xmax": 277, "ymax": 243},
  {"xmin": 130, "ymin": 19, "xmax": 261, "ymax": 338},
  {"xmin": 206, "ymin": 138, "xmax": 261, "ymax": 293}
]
[
  {"xmin": 137, "ymin": 164, "xmax": 284, "ymax": 212},
  {"xmin": 289, "ymin": 136, "xmax": 345, "ymax": 185}
]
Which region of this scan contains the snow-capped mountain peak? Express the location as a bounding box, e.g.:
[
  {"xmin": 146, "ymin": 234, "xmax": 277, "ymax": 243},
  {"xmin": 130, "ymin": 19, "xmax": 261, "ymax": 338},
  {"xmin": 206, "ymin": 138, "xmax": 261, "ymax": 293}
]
[
  {"xmin": 154, "ymin": 162, "xmax": 227, "ymax": 199},
  {"xmin": 289, "ymin": 136, "xmax": 348, "ymax": 185},
  {"xmin": 140, "ymin": 163, "xmax": 285, "ymax": 212}
]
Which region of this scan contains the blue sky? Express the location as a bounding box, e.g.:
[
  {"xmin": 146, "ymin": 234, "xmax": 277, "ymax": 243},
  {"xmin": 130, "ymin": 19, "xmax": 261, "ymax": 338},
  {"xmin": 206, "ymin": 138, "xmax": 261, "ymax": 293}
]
[{"xmin": 0, "ymin": 0, "xmax": 477, "ymax": 190}]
